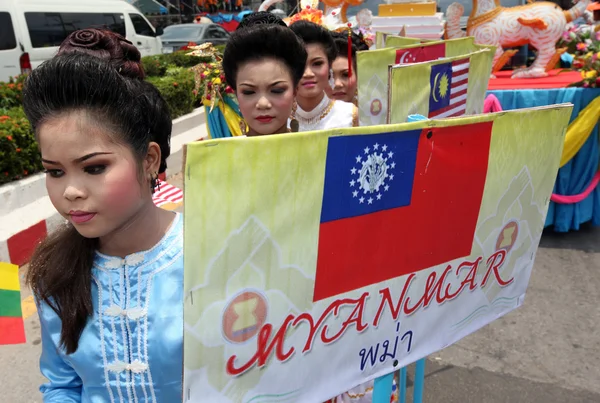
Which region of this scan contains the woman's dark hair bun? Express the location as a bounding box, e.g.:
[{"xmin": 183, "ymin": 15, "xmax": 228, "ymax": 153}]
[
  {"xmin": 57, "ymin": 29, "xmax": 145, "ymax": 80},
  {"xmin": 237, "ymin": 11, "xmax": 287, "ymax": 29}
]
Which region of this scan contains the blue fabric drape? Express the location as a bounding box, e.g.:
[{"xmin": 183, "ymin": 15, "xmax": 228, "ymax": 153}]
[
  {"xmin": 205, "ymin": 97, "xmax": 242, "ymax": 138},
  {"xmin": 205, "ymin": 11, "xmax": 250, "ymax": 23},
  {"xmin": 488, "ymin": 88, "xmax": 600, "ymax": 231}
]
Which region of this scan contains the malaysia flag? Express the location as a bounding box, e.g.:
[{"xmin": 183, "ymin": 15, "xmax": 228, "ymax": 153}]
[
  {"xmin": 313, "ymin": 122, "xmax": 493, "ymax": 302},
  {"xmin": 395, "ymin": 43, "xmax": 446, "ymax": 64},
  {"xmin": 428, "ymin": 58, "xmax": 470, "ymax": 119}
]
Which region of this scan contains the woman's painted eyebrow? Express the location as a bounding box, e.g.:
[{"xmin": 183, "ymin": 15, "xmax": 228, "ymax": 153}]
[
  {"xmin": 42, "ymin": 152, "xmax": 113, "ymax": 165},
  {"xmin": 239, "ymin": 81, "xmax": 287, "ymax": 87}
]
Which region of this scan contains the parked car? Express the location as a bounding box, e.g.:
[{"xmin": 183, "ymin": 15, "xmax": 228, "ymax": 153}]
[
  {"xmin": 0, "ymin": 0, "xmax": 163, "ymax": 82},
  {"xmin": 160, "ymin": 23, "xmax": 229, "ymax": 53}
]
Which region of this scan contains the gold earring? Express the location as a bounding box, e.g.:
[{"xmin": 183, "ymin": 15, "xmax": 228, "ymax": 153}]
[
  {"xmin": 239, "ymin": 120, "xmax": 248, "ymax": 135},
  {"xmin": 150, "ymin": 172, "xmax": 160, "ymax": 193}
]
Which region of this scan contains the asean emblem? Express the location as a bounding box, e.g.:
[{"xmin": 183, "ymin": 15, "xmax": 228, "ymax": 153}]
[
  {"xmin": 370, "ymin": 99, "xmax": 382, "ymax": 116},
  {"xmin": 222, "ymin": 290, "xmax": 268, "ymax": 344},
  {"xmin": 495, "ymin": 221, "xmax": 519, "ymax": 253}
]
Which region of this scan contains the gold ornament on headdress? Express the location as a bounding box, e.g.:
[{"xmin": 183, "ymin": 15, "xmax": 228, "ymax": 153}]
[
  {"xmin": 186, "ymin": 42, "xmax": 219, "ymax": 57},
  {"xmin": 187, "ymin": 42, "xmax": 235, "ymax": 113}
]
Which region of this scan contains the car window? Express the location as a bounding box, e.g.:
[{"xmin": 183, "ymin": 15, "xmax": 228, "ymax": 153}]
[
  {"xmin": 25, "ymin": 12, "xmax": 126, "ymax": 48},
  {"xmin": 0, "ymin": 12, "xmax": 17, "ymax": 50},
  {"xmin": 214, "ymin": 27, "xmax": 229, "ymax": 38},
  {"xmin": 161, "ymin": 25, "xmax": 205, "ymax": 40},
  {"xmin": 129, "ymin": 14, "xmax": 155, "ymax": 37},
  {"xmin": 207, "ymin": 26, "xmax": 228, "ymax": 39},
  {"xmin": 205, "ymin": 27, "xmax": 216, "ymax": 39}
]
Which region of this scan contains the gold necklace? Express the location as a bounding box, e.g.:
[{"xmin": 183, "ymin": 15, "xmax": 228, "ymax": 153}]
[{"xmin": 290, "ymin": 99, "xmax": 335, "ymax": 128}]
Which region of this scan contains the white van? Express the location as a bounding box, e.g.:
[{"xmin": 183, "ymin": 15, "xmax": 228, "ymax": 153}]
[{"xmin": 0, "ymin": 0, "xmax": 163, "ymax": 82}]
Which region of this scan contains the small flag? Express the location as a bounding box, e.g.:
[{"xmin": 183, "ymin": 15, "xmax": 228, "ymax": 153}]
[
  {"xmin": 314, "ymin": 122, "xmax": 493, "ymax": 301},
  {"xmin": 428, "ymin": 58, "xmax": 469, "ymax": 119},
  {"xmin": 395, "ymin": 43, "xmax": 445, "ymax": 64},
  {"xmin": 0, "ymin": 262, "xmax": 26, "ymax": 345},
  {"xmin": 152, "ymin": 180, "xmax": 183, "ymax": 208}
]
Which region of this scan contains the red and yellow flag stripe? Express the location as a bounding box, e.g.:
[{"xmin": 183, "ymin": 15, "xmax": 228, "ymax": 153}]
[{"xmin": 0, "ymin": 262, "xmax": 26, "ymax": 345}]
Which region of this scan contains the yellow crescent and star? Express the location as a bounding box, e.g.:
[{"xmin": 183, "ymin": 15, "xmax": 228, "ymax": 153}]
[{"xmin": 432, "ymin": 71, "xmax": 450, "ymax": 102}]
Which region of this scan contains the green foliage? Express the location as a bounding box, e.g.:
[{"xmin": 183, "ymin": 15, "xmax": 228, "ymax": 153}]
[
  {"xmin": 141, "ymin": 55, "xmax": 170, "ymax": 77},
  {"xmin": 0, "ymin": 108, "xmax": 42, "ymax": 185},
  {"xmin": 215, "ymin": 44, "xmax": 226, "ymax": 54},
  {"xmin": 0, "ymin": 75, "xmax": 26, "ymax": 109},
  {"xmin": 141, "ymin": 50, "xmax": 215, "ymax": 77},
  {"xmin": 164, "ymin": 52, "xmax": 207, "ymax": 68},
  {"xmin": 147, "ymin": 68, "xmax": 196, "ymax": 119}
]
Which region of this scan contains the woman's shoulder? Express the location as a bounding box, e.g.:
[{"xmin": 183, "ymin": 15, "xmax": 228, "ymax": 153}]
[
  {"xmin": 331, "ymin": 100, "xmax": 359, "ymax": 127},
  {"xmin": 332, "ymin": 99, "xmax": 355, "ymax": 114}
]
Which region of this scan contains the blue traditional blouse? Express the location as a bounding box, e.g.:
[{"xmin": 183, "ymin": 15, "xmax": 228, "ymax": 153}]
[{"xmin": 37, "ymin": 213, "xmax": 183, "ymax": 403}]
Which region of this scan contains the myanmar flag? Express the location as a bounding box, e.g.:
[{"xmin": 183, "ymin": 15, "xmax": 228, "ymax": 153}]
[
  {"xmin": 314, "ymin": 122, "xmax": 493, "ymax": 301},
  {"xmin": 0, "ymin": 263, "xmax": 26, "ymax": 345},
  {"xmin": 183, "ymin": 96, "xmax": 572, "ymax": 403}
]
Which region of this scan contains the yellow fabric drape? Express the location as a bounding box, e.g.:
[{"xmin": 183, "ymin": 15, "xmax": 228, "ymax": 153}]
[
  {"xmin": 203, "ymin": 106, "xmax": 213, "ymax": 139},
  {"xmin": 203, "ymin": 99, "xmax": 245, "ymax": 138},
  {"xmin": 220, "ymin": 101, "xmax": 244, "ymax": 137},
  {"xmin": 560, "ymin": 95, "xmax": 600, "ymax": 167}
]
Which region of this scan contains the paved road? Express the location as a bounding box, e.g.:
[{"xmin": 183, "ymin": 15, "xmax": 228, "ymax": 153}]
[{"xmin": 2, "ymin": 175, "xmax": 599, "ymax": 402}]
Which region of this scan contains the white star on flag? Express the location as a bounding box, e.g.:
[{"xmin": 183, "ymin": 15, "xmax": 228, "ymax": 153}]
[{"xmin": 350, "ymin": 141, "xmax": 397, "ymax": 206}]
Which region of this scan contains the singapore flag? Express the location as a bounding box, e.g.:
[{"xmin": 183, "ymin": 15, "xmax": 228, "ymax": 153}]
[{"xmin": 394, "ymin": 42, "xmax": 446, "ymax": 65}]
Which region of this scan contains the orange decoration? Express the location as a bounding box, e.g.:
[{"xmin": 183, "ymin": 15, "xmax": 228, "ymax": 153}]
[{"xmin": 289, "ymin": 7, "xmax": 324, "ymax": 25}]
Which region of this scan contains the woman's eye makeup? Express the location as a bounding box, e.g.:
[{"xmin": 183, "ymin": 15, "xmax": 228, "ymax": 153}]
[
  {"xmin": 85, "ymin": 165, "xmax": 107, "ymax": 175},
  {"xmin": 44, "ymin": 169, "xmax": 64, "ymax": 178}
]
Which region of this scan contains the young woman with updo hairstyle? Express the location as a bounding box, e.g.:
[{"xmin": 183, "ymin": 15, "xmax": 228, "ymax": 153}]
[
  {"xmin": 223, "ymin": 23, "xmax": 308, "ymax": 136},
  {"xmin": 330, "ymin": 31, "xmax": 370, "ymax": 105},
  {"xmin": 289, "ymin": 20, "xmax": 358, "ymax": 132},
  {"xmin": 56, "ymin": 29, "xmax": 172, "ymax": 164},
  {"xmin": 25, "ymin": 29, "xmax": 183, "ymax": 401}
]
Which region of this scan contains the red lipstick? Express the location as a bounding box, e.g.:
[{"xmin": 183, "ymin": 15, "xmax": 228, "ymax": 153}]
[
  {"xmin": 69, "ymin": 210, "xmax": 96, "ymax": 224},
  {"xmin": 256, "ymin": 115, "xmax": 274, "ymax": 123}
]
